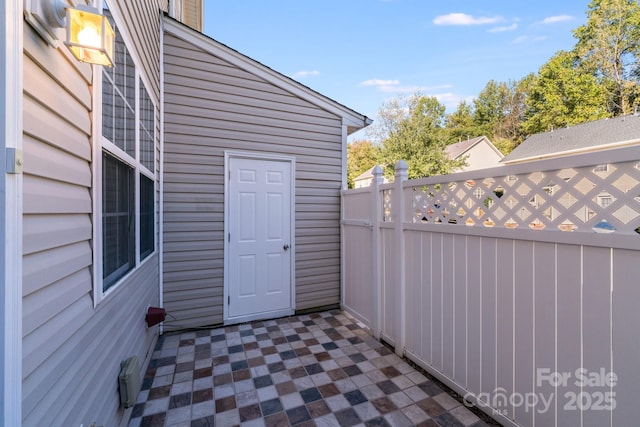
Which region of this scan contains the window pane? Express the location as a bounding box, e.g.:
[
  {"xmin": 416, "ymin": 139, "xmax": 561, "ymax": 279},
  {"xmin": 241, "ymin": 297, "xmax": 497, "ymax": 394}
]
[
  {"xmin": 103, "ymin": 152, "xmax": 135, "ymax": 291},
  {"xmin": 102, "ymin": 77, "xmax": 114, "ymax": 141},
  {"xmin": 103, "ymin": 8, "xmax": 135, "ymax": 158},
  {"xmin": 140, "ymin": 174, "xmax": 154, "ymax": 259},
  {"xmin": 139, "ymin": 80, "xmax": 154, "ymax": 170},
  {"xmin": 125, "ymin": 50, "xmax": 135, "ymax": 111},
  {"xmin": 113, "ymin": 95, "xmax": 135, "ymax": 157}
]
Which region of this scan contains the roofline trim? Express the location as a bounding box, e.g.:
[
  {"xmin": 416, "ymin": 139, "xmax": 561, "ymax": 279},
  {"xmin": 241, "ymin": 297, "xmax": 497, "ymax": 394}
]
[
  {"xmin": 163, "ymin": 17, "xmax": 370, "ymax": 132},
  {"xmin": 502, "ymin": 137, "xmax": 640, "ymax": 164}
]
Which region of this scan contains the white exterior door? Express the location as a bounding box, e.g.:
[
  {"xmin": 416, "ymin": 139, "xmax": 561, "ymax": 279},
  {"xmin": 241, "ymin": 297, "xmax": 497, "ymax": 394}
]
[{"xmin": 227, "ymin": 156, "xmax": 293, "ymax": 321}]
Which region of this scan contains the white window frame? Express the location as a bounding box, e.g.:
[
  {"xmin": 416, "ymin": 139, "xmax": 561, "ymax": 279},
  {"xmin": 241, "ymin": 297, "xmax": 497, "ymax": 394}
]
[{"xmin": 92, "ymin": 1, "xmax": 158, "ymax": 306}]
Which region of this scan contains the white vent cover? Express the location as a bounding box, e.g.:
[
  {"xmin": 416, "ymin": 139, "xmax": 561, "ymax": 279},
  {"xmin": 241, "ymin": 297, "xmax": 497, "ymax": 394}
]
[{"xmin": 118, "ymin": 356, "xmax": 141, "ymax": 408}]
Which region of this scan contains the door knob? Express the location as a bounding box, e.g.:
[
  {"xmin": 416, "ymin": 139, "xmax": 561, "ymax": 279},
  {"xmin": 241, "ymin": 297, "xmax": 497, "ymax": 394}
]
[{"xmin": 283, "ymin": 244, "xmax": 290, "ymax": 251}]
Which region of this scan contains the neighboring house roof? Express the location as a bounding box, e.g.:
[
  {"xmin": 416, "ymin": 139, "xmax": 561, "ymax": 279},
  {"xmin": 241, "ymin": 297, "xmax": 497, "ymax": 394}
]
[
  {"xmin": 163, "ymin": 16, "xmax": 371, "ymax": 135},
  {"xmin": 354, "ymin": 166, "xmax": 376, "ymax": 182},
  {"xmin": 445, "ymin": 135, "xmax": 503, "ymax": 160},
  {"xmin": 353, "ymin": 166, "xmax": 390, "ymax": 188},
  {"xmin": 502, "ymin": 114, "xmax": 640, "ymax": 164}
]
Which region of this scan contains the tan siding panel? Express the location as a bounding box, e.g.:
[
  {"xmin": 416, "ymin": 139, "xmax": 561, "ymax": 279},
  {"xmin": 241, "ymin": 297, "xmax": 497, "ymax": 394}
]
[
  {"xmin": 182, "ymin": 0, "xmax": 202, "ymax": 31},
  {"xmin": 22, "ymin": 269, "xmax": 90, "ymax": 336},
  {"xmin": 23, "ymin": 241, "xmax": 92, "ymax": 297},
  {"xmin": 22, "ymin": 294, "xmax": 91, "ymax": 379},
  {"xmin": 166, "ymin": 102, "xmax": 341, "ymax": 137},
  {"xmin": 164, "ymin": 92, "xmax": 340, "ymax": 128},
  {"xmin": 164, "ymin": 267, "xmax": 221, "ymax": 283},
  {"xmin": 164, "ymin": 281, "xmax": 223, "ymax": 297},
  {"xmin": 23, "ymin": 135, "xmax": 91, "ymax": 185},
  {"xmin": 23, "ymin": 95, "xmax": 90, "ymax": 160},
  {"xmin": 163, "ymin": 132, "xmax": 341, "ymax": 160},
  {"xmin": 163, "ymin": 32, "xmax": 343, "ymax": 326},
  {"xmin": 23, "ymin": 175, "xmax": 91, "ymax": 214},
  {"xmin": 23, "ymin": 56, "xmax": 91, "ymax": 134},
  {"xmin": 23, "ymin": 25, "xmax": 92, "ymax": 107},
  {"xmin": 22, "ymin": 260, "xmax": 159, "ymax": 426},
  {"xmin": 23, "ymin": 214, "xmax": 92, "ymax": 255},
  {"xmin": 165, "ymin": 120, "xmax": 341, "ymax": 146},
  {"xmin": 165, "ymin": 83, "xmax": 331, "ymax": 119}
]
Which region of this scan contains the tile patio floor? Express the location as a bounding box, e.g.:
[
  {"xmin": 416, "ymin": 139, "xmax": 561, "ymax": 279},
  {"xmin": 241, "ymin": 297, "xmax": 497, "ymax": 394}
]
[{"xmin": 128, "ymin": 310, "xmax": 495, "ymax": 427}]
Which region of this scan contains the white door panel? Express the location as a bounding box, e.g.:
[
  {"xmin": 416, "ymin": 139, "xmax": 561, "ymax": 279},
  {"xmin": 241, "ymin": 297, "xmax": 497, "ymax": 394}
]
[{"xmin": 228, "ymin": 157, "xmax": 292, "ymax": 319}]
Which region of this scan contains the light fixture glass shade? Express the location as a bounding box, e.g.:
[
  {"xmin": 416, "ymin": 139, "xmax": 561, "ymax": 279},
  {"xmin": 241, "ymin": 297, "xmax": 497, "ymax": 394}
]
[{"xmin": 65, "ymin": 7, "xmax": 115, "ymax": 67}]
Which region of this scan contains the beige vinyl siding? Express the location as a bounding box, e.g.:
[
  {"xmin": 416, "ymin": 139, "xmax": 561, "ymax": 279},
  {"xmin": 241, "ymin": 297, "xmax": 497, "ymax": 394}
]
[
  {"xmin": 22, "ymin": 1, "xmax": 161, "ymax": 426},
  {"xmin": 182, "ymin": 0, "xmax": 203, "ymax": 31},
  {"xmin": 163, "ymin": 32, "xmax": 343, "ymax": 329}
]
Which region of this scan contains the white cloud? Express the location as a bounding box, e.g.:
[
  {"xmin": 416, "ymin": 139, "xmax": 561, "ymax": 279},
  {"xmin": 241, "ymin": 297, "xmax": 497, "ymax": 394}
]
[
  {"xmin": 433, "ymin": 13, "xmax": 503, "ymax": 26},
  {"xmin": 540, "ymin": 15, "xmax": 574, "ymax": 24},
  {"xmin": 360, "ymin": 80, "xmax": 454, "ymax": 95},
  {"xmin": 360, "ymin": 79, "xmax": 414, "ymax": 93},
  {"xmin": 488, "ymin": 23, "xmax": 518, "ymax": 33},
  {"xmin": 512, "ymin": 35, "xmax": 547, "ymax": 44},
  {"xmin": 428, "ymin": 92, "xmax": 474, "ymax": 110},
  {"xmin": 292, "ymin": 70, "xmax": 320, "ymax": 78},
  {"xmin": 361, "ymin": 79, "xmax": 400, "ymax": 87}
]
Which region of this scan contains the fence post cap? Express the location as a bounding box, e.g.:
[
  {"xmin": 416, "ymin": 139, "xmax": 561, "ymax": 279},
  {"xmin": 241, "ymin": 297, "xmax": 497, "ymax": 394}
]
[
  {"xmin": 372, "ymin": 165, "xmax": 384, "ymax": 184},
  {"xmin": 395, "ymin": 160, "xmax": 408, "ymax": 181},
  {"xmin": 394, "ymin": 160, "xmax": 408, "ymax": 170}
]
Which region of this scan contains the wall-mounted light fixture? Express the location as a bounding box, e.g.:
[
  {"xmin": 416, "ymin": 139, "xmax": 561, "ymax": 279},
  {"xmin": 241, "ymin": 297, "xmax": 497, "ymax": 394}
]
[
  {"xmin": 65, "ymin": 5, "xmax": 115, "ymax": 66},
  {"xmin": 26, "ymin": 0, "xmax": 114, "ymax": 67}
]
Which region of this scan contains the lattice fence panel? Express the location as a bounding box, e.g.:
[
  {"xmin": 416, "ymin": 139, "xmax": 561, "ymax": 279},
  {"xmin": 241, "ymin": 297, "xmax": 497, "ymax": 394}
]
[{"xmin": 410, "ymin": 160, "xmax": 640, "ymax": 236}]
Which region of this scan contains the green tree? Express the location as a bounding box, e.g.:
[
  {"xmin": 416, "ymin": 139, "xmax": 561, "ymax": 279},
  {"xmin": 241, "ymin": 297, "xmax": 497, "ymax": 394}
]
[
  {"xmin": 347, "ymin": 139, "xmax": 380, "ymax": 188},
  {"xmin": 523, "ymin": 50, "xmax": 610, "ymax": 135},
  {"xmin": 472, "ymin": 79, "xmax": 529, "ymax": 145},
  {"xmin": 495, "ymin": 78, "xmax": 530, "ymax": 147},
  {"xmin": 473, "ymin": 80, "xmax": 511, "ymax": 137},
  {"xmin": 375, "ymin": 93, "xmax": 465, "ymax": 179},
  {"xmin": 444, "ymin": 79, "xmax": 528, "ymax": 155},
  {"xmin": 573, "ymin": 0, "xmax": 640, "ymax": 115},
  {"xmin": 444, "ymin": 100, "xmax": 480, "ymax": 144}
]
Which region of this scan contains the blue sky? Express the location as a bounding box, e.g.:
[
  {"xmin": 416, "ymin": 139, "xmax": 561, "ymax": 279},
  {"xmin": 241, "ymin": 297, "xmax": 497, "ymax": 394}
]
[{"xmin": 203, "ymin": 1, "xmax": 590, "ymax": 140}]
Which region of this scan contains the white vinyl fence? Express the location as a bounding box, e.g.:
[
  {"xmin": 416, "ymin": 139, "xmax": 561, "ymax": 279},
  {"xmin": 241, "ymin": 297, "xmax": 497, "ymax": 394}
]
[{"xmin": 341, "ymin": 145, "xmax": 640, "ymax": 427}]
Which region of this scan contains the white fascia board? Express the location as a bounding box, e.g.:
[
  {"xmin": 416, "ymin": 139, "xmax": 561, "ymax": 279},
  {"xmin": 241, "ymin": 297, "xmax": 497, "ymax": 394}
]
[
  {"xmin": 456, "ymin": 136, "xmax": 503, "ymax": 159},
  {"xmin": 502, "ymin": 138, "xmax": 640, "ymax": 165},
  {"xmin": 163, "ymin": 18, "xmax": 370, "ymax": 131},
  {"xmin": 484, "ymin": 137, "xmax": 506, "ymax": 158}
]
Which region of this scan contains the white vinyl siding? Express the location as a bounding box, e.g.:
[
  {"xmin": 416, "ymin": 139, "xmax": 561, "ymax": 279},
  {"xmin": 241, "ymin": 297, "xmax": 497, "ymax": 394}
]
[
  {"xmin": 163, "ymin": 32, "xmax": 344, "ymax": 329},
  {"xmin": 21, "ymin": 1, "xmax": 161, "ymax": 426}
]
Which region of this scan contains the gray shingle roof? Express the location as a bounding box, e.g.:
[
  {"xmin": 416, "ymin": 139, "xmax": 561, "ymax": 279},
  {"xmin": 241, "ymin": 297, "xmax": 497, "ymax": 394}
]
[{"xmin": 502, "ymin": 114, "xmax": 640, "ymax": 163}]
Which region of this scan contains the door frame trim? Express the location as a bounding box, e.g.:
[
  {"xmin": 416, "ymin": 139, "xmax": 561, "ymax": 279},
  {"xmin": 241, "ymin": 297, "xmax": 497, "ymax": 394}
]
[{"xmin": 223, "ymin": 151, "xmax": 296, "ymax": 324}]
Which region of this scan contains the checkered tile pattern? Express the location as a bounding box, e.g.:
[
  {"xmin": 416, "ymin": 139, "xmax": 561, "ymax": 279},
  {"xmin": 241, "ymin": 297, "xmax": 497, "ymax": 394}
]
[{"xmin": 128, "ymin": 311, "xmax": 492, "ymax": 427}]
